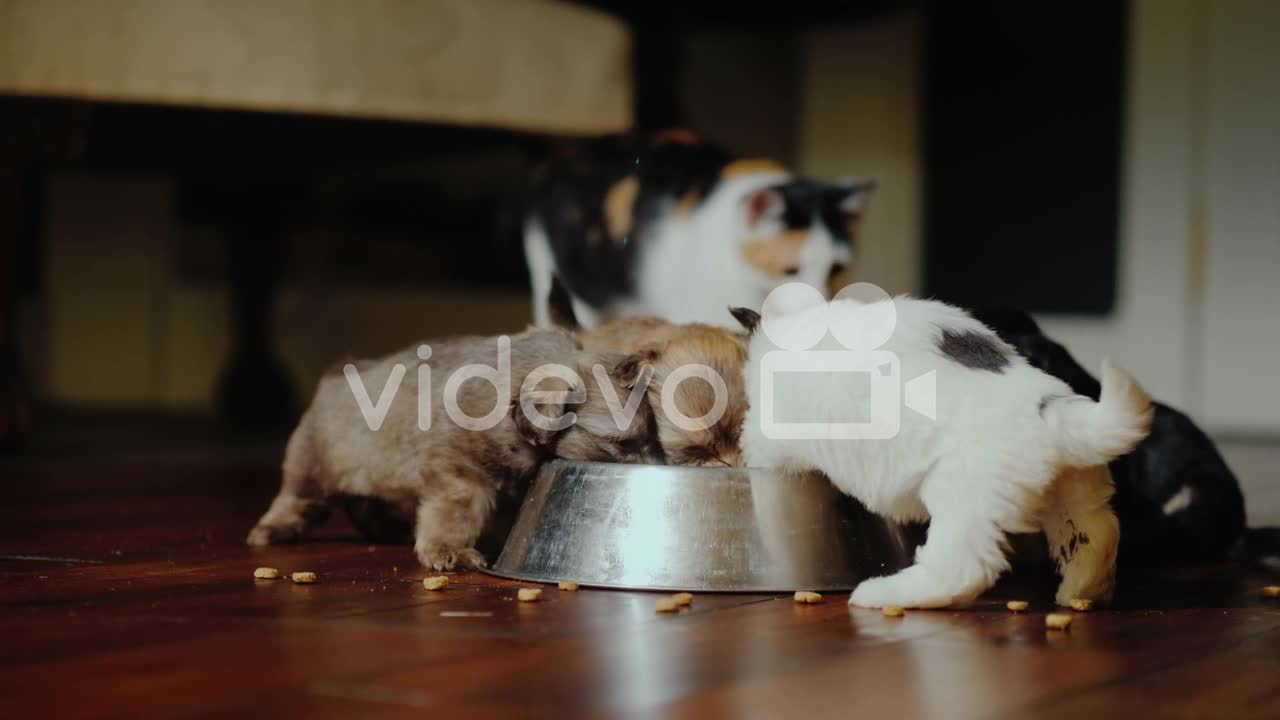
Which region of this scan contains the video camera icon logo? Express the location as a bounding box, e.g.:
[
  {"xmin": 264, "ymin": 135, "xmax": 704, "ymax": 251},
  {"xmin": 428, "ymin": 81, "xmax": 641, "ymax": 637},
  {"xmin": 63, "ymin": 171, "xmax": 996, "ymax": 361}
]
[{"xmin": 756, "ymin": 282, "xmax": 936, "ymax": 441}]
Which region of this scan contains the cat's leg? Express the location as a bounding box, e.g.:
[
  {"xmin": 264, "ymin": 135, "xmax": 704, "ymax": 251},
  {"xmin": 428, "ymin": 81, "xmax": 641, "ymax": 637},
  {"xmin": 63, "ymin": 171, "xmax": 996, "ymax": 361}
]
[
  {"xmin": 413, "ymin": 467, "xmax": 497, "ymax": 571},
  {"xmin": 523, "ymin": 220, "xmax": 555, "ymax": 328},
  {"xmin": 849, "ymin": 462, "xmax": 1013, "ymax": 609},
  {"xmin": 247, "ymin": 421, "xmax": 330, "ymax": 545},
  {"xmin": 1043, "ymin": 465, "xmax": 1120, "ymax": 605}
]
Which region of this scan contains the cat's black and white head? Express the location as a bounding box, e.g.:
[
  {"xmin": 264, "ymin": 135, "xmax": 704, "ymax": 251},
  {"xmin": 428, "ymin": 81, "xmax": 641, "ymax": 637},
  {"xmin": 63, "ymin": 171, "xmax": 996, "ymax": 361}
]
[
  {"xmin": 735, "ymin": 174, "xmax": 876, "ymax": 296},
  {"xmin": 672, "ymin": 161, "xmax": 874, "ymax": 313}
]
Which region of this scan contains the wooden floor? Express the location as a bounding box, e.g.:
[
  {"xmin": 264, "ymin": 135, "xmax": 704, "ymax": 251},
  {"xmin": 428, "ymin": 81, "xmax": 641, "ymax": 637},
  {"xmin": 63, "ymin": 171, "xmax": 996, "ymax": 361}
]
[{"xmin": 3, "ymin": 460, "xmax": 1279, "ymax": 719}]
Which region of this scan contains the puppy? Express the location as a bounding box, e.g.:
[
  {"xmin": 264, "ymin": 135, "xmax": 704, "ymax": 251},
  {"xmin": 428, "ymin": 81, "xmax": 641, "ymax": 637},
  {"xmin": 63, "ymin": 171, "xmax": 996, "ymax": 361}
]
[
  {"xmin": 972, "ymin": 308, "xmax": 1249, "ymax": 566},
  {"xmin": 247, "ymin": 327, "xmax": 664, "ymax": 569},
  {"xmin": 595, "ymin": 322, "xmax": 749, "ymax": 467},
  {"xmin": 551, "ymin": 276, "xmax": 750, "ymax": 467},
  {"xmin": 734, "ymin": 289, "xmax": 1152, "ymax": 608}
]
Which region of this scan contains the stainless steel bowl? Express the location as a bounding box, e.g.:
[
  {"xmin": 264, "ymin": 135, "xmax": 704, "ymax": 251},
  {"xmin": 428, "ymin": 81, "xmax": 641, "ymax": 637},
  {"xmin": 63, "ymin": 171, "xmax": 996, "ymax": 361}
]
[{"xmin": 484, "ymin": 460, "xmax": 917, "ymax": 592}]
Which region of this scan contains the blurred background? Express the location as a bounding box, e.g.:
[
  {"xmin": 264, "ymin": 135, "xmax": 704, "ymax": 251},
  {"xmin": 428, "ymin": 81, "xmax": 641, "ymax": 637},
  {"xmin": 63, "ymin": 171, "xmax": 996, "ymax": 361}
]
[{"xmin": 0, "ymin": 0, "xmax": 1275, "ymax": 518}]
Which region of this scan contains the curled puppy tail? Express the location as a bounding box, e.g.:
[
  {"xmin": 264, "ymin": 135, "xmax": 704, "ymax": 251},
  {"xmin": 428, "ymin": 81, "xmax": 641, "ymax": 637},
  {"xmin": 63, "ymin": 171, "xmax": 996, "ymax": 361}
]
[{"xmin": 1043, "ymin": 359, "xmax": 1153, "ymax": 467}]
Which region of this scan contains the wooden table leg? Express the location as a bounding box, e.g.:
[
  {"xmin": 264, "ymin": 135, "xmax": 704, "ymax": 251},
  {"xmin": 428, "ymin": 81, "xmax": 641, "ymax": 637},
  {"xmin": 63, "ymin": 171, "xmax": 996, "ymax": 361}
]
[
  {"xmin": 0, "ymin": 168, "xmax": 31, "ymax": 453},
  {"xmin": 213, "ymin": 182, "xmax": 300, "ymax": 434},
  {"xmin": 0, "ymin": 99, "xmax": 92, "ymax": 454}
]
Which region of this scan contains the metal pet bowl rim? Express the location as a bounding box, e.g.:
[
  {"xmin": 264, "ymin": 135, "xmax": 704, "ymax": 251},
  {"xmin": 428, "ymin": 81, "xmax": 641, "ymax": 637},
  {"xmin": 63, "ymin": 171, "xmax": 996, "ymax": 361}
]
[{"xmin": 480, "ymin": 459, "xmax": 911, "ymax": 593}]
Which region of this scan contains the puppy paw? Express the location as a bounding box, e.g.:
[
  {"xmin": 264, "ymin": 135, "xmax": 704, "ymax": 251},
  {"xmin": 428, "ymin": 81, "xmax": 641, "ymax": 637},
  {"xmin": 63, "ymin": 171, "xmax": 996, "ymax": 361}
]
[
  {"xmin": 849, "ymin": 568, "xmax": 967, "ymax": 609},
  {"xmin": 849, "ymin": 577, "xmax": 901, "ymax": 609},
  {"xmin": 246, "ymin": 524, "xmax": 299, "ymax": 546},
  {"xmin": 1054, "ymin": 553, "xmax": 1116, "ymax": 607},
  {"xmin": 416, "ymin": 546, "xmax": 456, "ymax": 571},
  {"xmin": 1054, "ymin": 582, "xmax": 1112, "ymax": 608},
  {"xmin": 415, "ymin": 545, "xmax": 486, "ymax": 571},
  {"xmin": 456, "ymin": 548, "xmax": 488, "ymax": 569}
]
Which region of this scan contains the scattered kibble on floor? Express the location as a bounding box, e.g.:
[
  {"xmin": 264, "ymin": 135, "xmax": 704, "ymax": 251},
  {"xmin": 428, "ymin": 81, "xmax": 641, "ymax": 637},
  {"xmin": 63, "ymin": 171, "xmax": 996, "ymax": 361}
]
[
  {"xmin": 558, "ymin": 581, "xmax": 579, "ymax": 591},
  {"xmin": 882, "ymin": 605, "xmax": 905, "ymax": 618},
  {"xmin": 1069, "ymin": 598, "xmax": 1094, "ymax": 612},
  {"xmin": 1006, "ymin": 600, "xmax": 1029, "ymax": 612},
  {"xmin": 794, "ymin": 591, "xmax": 823, "ymax": 604},
  {"xmin": 672, "ymin": 592, "xmax": 694, "ymax": 607},
  {"xmin": 517, "ymin": 588, "xmax": 543, "ymax": 602},
  {"xmin": 291, "ymin": 571, "xmax": 318, "ymax": 584},
  {"xmin": 1045, "ymin": 613, "xmax": 1073, "ymax": 630},
  {"xmin": 655, "ymin": 597, "xmax": 680, "ymax": 614},
  {"xmin": 423, "ymin": 576, "xmax": 449, "ymax": 591},
  {"xmin": 253, "ymin": 567, "xmax": 279, "ymax": 580}
]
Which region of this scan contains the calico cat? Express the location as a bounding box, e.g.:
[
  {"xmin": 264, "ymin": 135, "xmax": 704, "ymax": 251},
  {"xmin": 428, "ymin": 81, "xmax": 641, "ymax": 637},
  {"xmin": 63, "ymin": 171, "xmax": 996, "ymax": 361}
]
[{"xmin": 524, "ymin": 130, "xmax": 874, "ymax": 328}]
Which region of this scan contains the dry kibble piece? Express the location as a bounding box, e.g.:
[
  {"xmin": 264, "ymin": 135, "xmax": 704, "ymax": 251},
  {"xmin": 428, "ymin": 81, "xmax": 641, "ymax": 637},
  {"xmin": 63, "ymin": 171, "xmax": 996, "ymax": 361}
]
[
  {"xmin": 253, "ymin": 567, "xmax": 279, "ymax": 580},
  {"xmin": 291, "ymin": 571, "xmax": 318, "ymax": 584},
  {"xmin": 1006, "ymin": 600, "xmax": 1029, "ymax": 612},
  {"xmin": 882, "ymin": 605, "xmax": 905, "ymax": 618},
  {"xmin": 1069, "ymin": 598, "xmax": 1094, "ymax": 612},
  {"xmin": 558, "ymin": 581, "xmax": 579, "ymax": 591},
  {"xmin": 672, "ymin": 592, "xmax": 694, "ymax": 607},
  {"xmin": 794, "ymin": 591, "xmax": 823, "ymax": 604},
  {"xmin": 1045, "ymin": 613, "xmax": 1073, "ymax": 630},
  {"xmin": 517, "ymin": 588, "xmax": 542, "ymax": 602},
  {"xmin": 422, "ymin": 576, "xmax": 449, "ymax": 591},
  {"xmin": 1262, "ymin": 585, "xmax": 1280, "ymax": 598},
  {"xmin": 655, "ymin": 597, "xmax": 680, "ymax": 613}
]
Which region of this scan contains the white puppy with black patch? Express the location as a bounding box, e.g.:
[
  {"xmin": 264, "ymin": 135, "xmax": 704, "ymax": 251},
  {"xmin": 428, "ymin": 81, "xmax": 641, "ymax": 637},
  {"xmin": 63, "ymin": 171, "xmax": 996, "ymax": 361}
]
[{"xmin": 733, "ymin": 284, "xmax": 1152, "ymax": 609}]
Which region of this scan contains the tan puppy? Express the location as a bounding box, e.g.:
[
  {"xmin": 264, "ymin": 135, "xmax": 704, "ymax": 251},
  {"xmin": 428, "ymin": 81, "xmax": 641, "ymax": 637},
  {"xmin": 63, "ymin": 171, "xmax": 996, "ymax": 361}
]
[{"xmin": 551, "ymin": 277, "xmax": 749, "ymax": 467}]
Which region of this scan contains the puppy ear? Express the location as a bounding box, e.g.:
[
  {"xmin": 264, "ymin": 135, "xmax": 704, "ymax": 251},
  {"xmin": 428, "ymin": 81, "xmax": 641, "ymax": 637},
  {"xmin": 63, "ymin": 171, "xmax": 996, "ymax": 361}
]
[
  {"xmin": 547, "ymin": 274, "xmax": 581, "ymax": 331},
  {"xmin": 729, "ymin": 307, "xmax": 761, "ymax": 334},
  {"xmin": 511, "ymin": 399, "xmax": 556, "ymax": 447},
  {"xmin": 612, "ymin": 347, "xmax": 660, "ymax": 389},
  {"xmin": 511, "ymin": 380, "xmax": 581, "ymax": 447}
]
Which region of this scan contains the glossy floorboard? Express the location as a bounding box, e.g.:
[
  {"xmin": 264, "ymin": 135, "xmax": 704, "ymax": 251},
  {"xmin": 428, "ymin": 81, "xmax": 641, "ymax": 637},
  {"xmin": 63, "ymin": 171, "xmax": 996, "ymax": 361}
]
[{"xmin": 3, "ymin": 460, "xmax": 1277, "ymax": 719}]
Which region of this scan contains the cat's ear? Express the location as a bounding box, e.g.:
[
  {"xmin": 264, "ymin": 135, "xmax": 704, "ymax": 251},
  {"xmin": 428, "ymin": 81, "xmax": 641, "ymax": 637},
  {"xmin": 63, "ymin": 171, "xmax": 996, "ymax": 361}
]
[
  {"xmin": 729, "ymin": 307, "xmax": 761, "ymax": 335},
  {"xmin": 743, "ymin": 187, "xmax": 786, "ymax": 231},
  {"xmin": 834, "ymin": 178, "xmax": 877, "ymax": 217},
  {"xmin": 547, "ymin": 274, "xmax": 580, "ymax": 331}
]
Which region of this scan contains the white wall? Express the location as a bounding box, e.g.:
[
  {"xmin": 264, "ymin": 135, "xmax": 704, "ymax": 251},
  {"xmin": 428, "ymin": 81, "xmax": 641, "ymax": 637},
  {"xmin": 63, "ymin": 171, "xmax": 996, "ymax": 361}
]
[
  {"xmin": 1039, "ymin": 0, "xmax": 1280, "ymax": 433},
  {"xmin": 1198, "ymin": 0, "xmax": 1280, "ymax": 433},
  {"xmin": 792, "ymin": 14, "xmax": 922, "ymax": 298},
  {"xmin": 1035, "ymin": 0, "xmax": 1199, "ymax": 410}
]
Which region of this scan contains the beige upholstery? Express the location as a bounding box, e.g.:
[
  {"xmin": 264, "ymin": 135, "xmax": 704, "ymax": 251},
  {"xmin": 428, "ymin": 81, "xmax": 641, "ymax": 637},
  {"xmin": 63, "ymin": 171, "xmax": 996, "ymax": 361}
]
[{"xmin": 0, "ymin": 0, "xmax": 632, "ymax": 134}]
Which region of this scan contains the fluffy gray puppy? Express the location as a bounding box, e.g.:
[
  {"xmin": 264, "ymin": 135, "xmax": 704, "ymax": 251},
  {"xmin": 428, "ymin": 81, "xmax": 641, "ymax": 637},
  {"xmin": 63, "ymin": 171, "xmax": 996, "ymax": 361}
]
[{"xmin": 247, "ymin": 327, "xmax": 663, "ymax": 570}]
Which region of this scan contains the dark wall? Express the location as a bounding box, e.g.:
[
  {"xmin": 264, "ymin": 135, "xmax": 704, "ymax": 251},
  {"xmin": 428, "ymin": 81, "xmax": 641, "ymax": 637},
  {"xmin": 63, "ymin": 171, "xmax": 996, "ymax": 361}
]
[{"xmin": 922, "ymin": 2, "xmax": 1128, "ymax": 315}]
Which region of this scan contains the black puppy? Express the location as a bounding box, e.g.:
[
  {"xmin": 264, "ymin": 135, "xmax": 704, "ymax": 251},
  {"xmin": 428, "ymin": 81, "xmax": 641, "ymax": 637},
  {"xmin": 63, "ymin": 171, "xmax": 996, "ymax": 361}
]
[{"xmin": 973, "ymin": 309, "xmax": 1247, "ymax": 565}]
